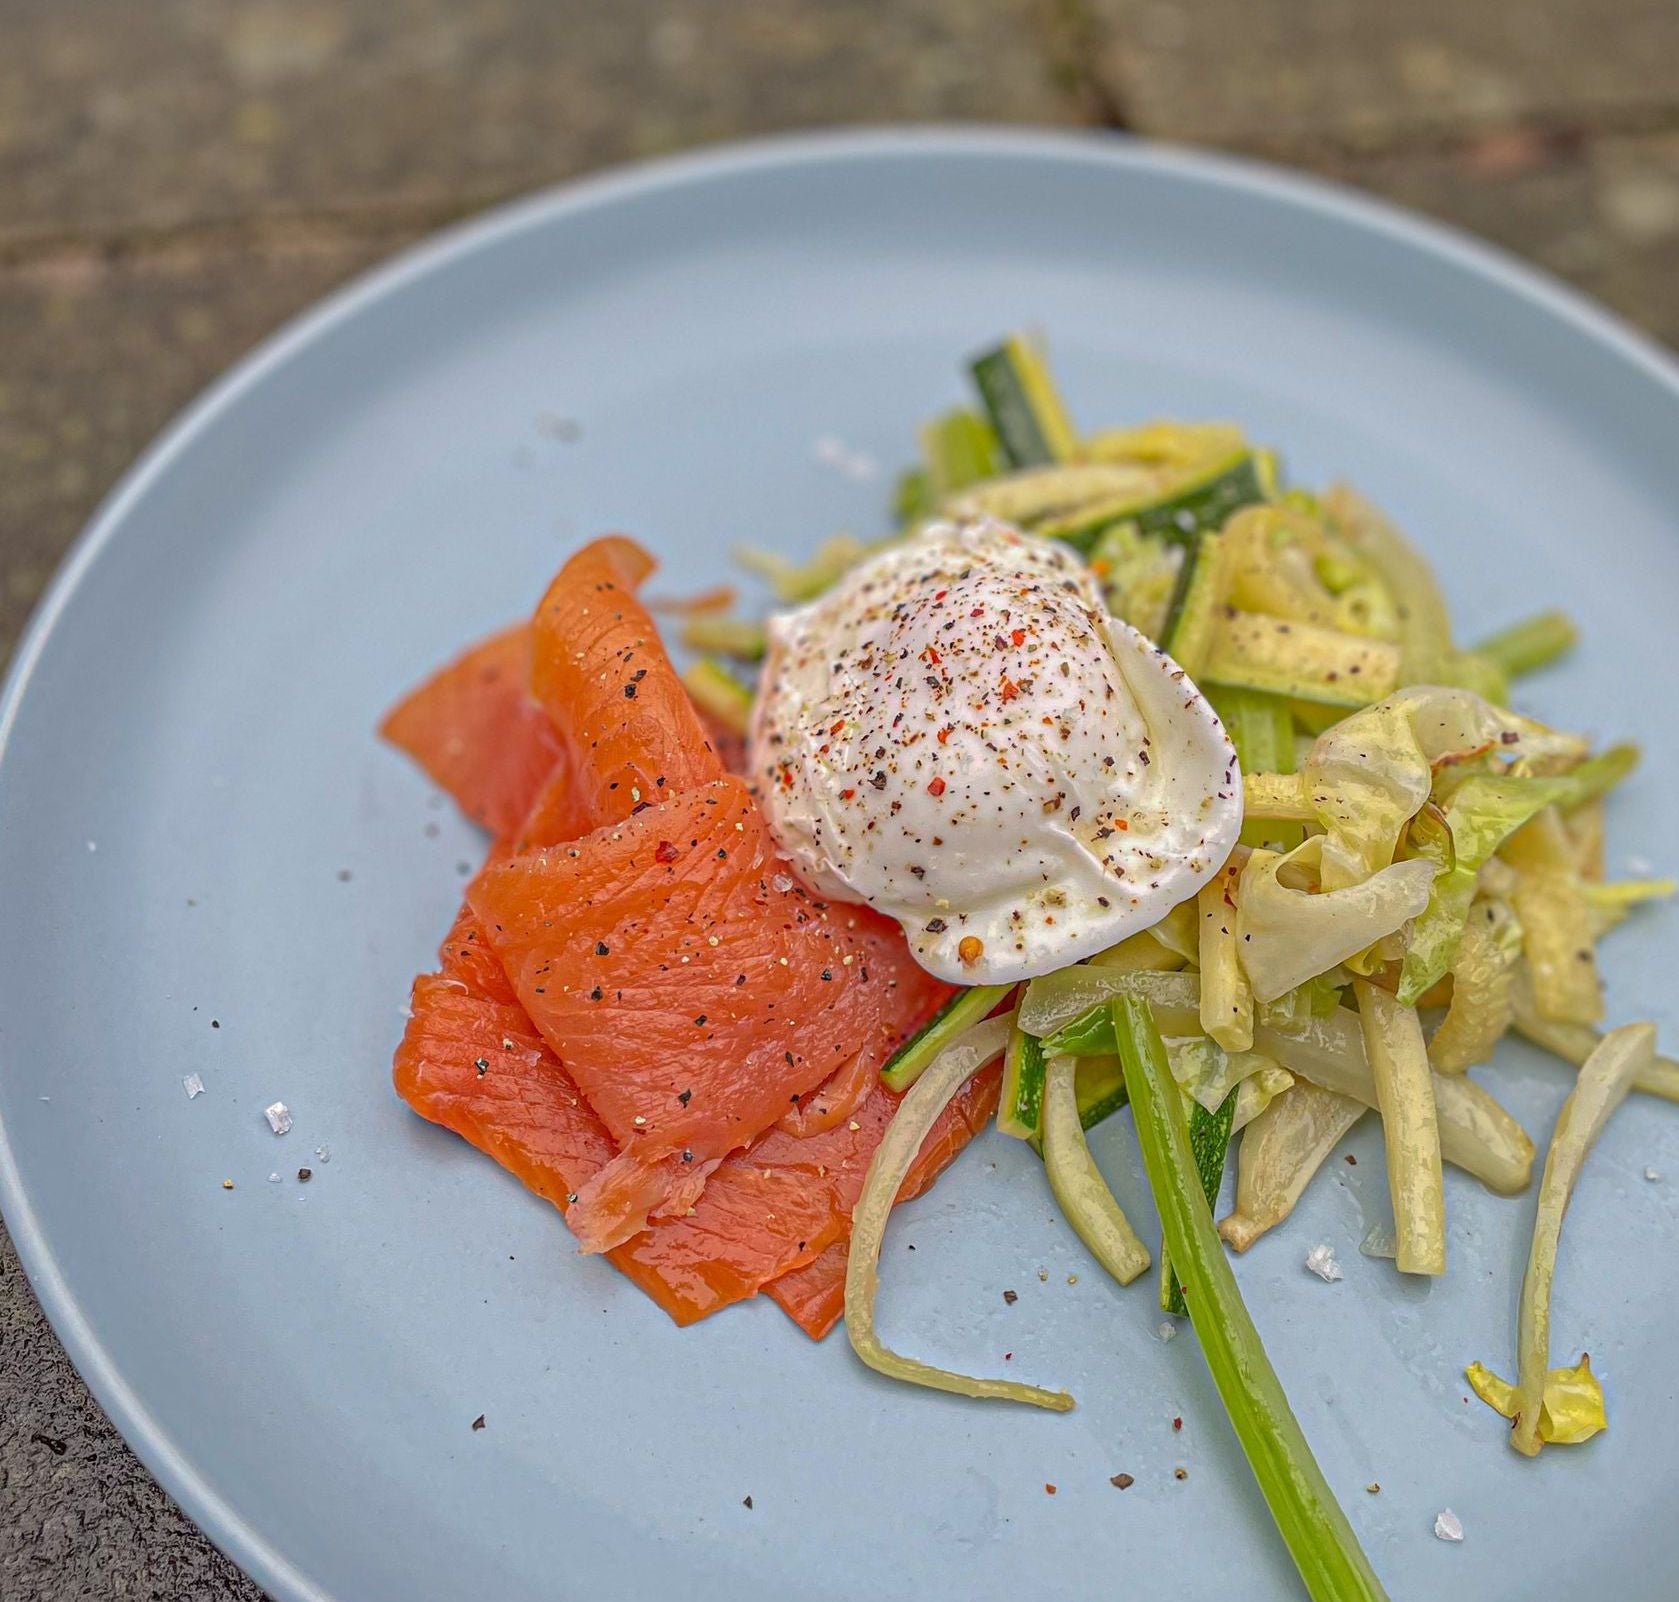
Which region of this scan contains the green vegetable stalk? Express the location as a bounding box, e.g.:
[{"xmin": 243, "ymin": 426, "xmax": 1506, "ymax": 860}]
[
  {"xmin": 1114, "ymin": 995, "xmax": 1389, "ymax": 1602},
  {"xmin": 1473, "ymin": 610, "xmax": 1579, "ymax": 678}
]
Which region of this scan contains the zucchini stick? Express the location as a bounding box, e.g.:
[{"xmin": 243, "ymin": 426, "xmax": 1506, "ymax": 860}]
[
  {"xmin": 1161, "ymin": 1086, "xmax": 1238, "ymax": 1316},
  {"xmin": 1510, "ymin": 964, "xmax": 1679, "ymax": 1103},
  {"xmin": 1354, "ymin": 982, "xmax": 1446, "ymax": 1275},
  {"xmin": 881, "ymin": 985, "xmax": 1014, "ymax": 1092},
  {"xmin": 679, "ymin": 659, "xmax": 753, "ymax": 736},
  {"xmin": 1043, "ymin": 1053, "xmax": 1151, "ymax": 1285},
  {"xmin": 1115, "ymin": 997, "xmax": 1390, "ymax": 1602},
  {"xmin": 1474, "ymin": 609, "xmax": 1578, "ymax": 678}
]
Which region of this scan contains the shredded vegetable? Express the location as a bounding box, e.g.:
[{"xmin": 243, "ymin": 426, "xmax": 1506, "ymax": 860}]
[
  {"xmin": 1468, "ymin": 1024, "xmax": 1655, "ymax": 1454},
  {"xmin": 880, "ymin": 986, "xmax": 1015, "ymax": 1092},
  {"xmin": 846, "ymin": 1015, "xmax": 1071, "ymax": 1410},
  {"xmin": 1042, "ymin": 1053, "xmax": 1151, "ymax": 1286},
  {"xmin": 1354, "ymin": 981, "xmax": 1445, "ymax": 1275},
  {"xmin": 1220, "ymin": 1082, "xmax": 1366, "ymax": 1252}
]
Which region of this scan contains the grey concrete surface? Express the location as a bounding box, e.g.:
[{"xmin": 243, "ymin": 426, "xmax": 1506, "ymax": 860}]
[{"xmin": 2, "ymin": 2, "xmax": 1677, "ymax": 1598}]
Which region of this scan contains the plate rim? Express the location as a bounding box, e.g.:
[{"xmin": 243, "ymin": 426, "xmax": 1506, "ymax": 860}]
[{"xmin": 2, "ymin": 123, "xmax": 1677, "ymax": 1602}]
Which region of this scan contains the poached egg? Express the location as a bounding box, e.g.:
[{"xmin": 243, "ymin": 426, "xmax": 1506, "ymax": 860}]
[{"xmin": 750, "ymin": 519, "xmax": 1243, "ymax": 985}]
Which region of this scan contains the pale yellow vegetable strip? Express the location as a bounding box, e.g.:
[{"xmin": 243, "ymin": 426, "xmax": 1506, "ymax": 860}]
[
  {"xmin": 1511, "ymin": 871, "xmax": 1603, "ymax": 1024},
  {"xmin": 1199, "ymin": 856, "xmax": 1254, "ymax": 1051},
  {"xmin": 1324, "ymin": 483, "xmax": 1452, "ymax": 684},
  {"xmin": 1510, "ymin": 964, "xmax": 1679, "ymax": 1104},
  {"xmin": 1205, "ymin": 611, "xmax": 1401, "ymax": 706},
  {"xmin": 1147, "ymin": 897, "xmax": 1200, "ymax": 963},
  {"xmin": 1220, "ymin": 1083, "xmax": 1366, "ymax": 1252},
  {"xmin": 1507, "ymin": 1024, "xmax": 1656, "ymax": 1455},
  {"xmin": 1243, "ymin": 772, "xmax": 1315, "ymax": 820},
  {"xmin": 1042, "ymin": 1054, "xmax": 1152, "ymax": 1286},
  {"xmin": 845, "ymin": 1016, "xmax": 1072, "ymax": 1411},
  {"xmin": 1355, "ymin": 982, "xmax": 1446, "ymax": 1275},
  {"xmin": 1231, "ymin": 1067, "xmax": 1295, "ymax": 1133},
  {"xmin": 1428, "ymin": 900, "xmax": 1520, "ymax": 1073},
  {"xmin": 1019, "ymin": 966, "xmax": 1201, "ymax": 1041}
]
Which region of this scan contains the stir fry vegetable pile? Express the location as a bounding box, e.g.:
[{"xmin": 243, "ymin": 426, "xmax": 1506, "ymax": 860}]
[{"xmin": 683, "ymin": 335, "xmax": 1670, "ymax": 1601}]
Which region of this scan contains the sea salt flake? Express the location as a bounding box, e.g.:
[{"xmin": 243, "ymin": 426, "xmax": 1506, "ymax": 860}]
[
  {"xmin": 771, "ymin": 873, "xmax": 795, "ymax": 894},
  {"xmin": 1645, "ymin": 1166, "xmax": 1661, "ymax": 1182},
  {"xmin": 1305, "ymin": 1243, "xmax": 1344, "ymax": 1282},
  {"xmin": 1156, "ymin": 1321, "xmax": 1178, "ymax": 1342},
  {"xmin": 263, "ymin": 1101, "xmax": 293, "ymax": 1135},
  {"xmin": 314, "ymin": 1145, "xmax": 332, "ymax": 1164},
  {"xmin": 182, "ymin": 1074, "xmax": 204, "ymax": 1100},
  {"xmin": 1626, "ymin": 854, "xmax": 1655, "ymax": 876},
  {"xmin": 267, "ymin": 1172, "xmax": 282, "ymax": 1184},
  {"xmin": 1433, "ymin": 1508, "xmax": 1464, "ymax": 1542}
]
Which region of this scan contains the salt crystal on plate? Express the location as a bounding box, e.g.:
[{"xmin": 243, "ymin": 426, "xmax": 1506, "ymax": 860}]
[
  {"xmin": 85, "ymin": 840, "xmax": 97, "ymax": 853},
  {"xmin": 1305, "ymin": 1243, "xmax": 1344, "ymax": 1282},
  {"xmin": 1359, "ymin": 1222, "xmax": 1397, "ymax": 1260},
  {"xmin": 182, "ymin": 1074, "xmax": 204, "ymax": 1100},
  {"xmin": 1156, "ymin": 1321, "xmax": 1177, "ymax": 1342},
  {"xmin": 1645, "ymin": 1167, "xmax": 1662, "ymax": 1182},
  {"xmin": 314, "ymin": 1145, "xmax": 331, "ymax": 1164},
  {"xmin": 1626, "ymin": 854, "xmax": 1655, "ymax": 876},
  {"xmin": 267, "ymin": 1172, "xmax": 282, "ymax": 1184},
  {"xmin": 1433, "ymin": 1508, "xmax": 1464, "ymax": 1543},
  {"xmin": 263, "ymin": 1101, "xmax": 293, "ymax": 1135}
]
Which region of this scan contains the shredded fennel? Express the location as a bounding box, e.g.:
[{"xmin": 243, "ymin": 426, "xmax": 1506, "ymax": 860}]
[
  {"xmin": 1042, "ymin": 1054, "xmax": 1151, "ymax": 1286},
  {"xmin": 844, "ymin": 1016, "xmax": 1072, "ymax": 1411}
]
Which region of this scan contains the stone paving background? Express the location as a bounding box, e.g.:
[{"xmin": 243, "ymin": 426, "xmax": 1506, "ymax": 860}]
[{"xmin": 2, "ymin": 2, "xmax": 1677, "ymax": 1596}]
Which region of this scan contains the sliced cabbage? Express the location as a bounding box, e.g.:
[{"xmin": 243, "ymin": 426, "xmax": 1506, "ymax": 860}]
[
  {"xmin": 1231, "ymin": 1065, "xmax": 1295, "ymax": 1132},
  {"xmin": 1428, "ymin": 899, "xmax": 1522, "ymax": 1073},
  {"xmin": 1165, "ymin": 1036, "xmax": 1283, "ymax": 1115},
  {"xmin": 1469, "ymin": 1024, "xmax": 1655, "ymax": 1454},
  {"xmin": 1303, "ymin": 687, "xmax": 1584, "ymax": 894},
  {"xmin": 1236, "ymin": 837, "xmax": 1435, "ymax": 1002},
  {"xmin": 1219, "ymin": 1082, "xmax": 1366, "ymax": 1253},
  {"xmin": 1466, "ymin": 1355, "xmax": 1607, "ymax": 1447}
]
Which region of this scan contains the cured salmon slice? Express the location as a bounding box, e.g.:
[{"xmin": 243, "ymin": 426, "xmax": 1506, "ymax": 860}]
[
  {"xmin": 395, "ymin": 903, "xmax": 987, "ymax": 1327},
  {"xmin": 470, "ymin": 775, "xmax": 950, "ymax": 1253},
  {"xmin": 380, "ymin": 625, "xmax": 565, "ymax": 838},
  {"xmin": 530, "ymin": 536, "xmax": 724, "ymax": 825}
]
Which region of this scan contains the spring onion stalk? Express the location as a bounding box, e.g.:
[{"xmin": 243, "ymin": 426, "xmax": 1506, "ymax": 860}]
[
  {"xmin": 1509, "ymin": 964, "xmax": 1679, "ymax": 1104},
  {"xmin": 1161, "ymin": 1086, "xmax": 1239, "ymax": 1315},
  {"xmin": 1354, "ymin": 982, "xmax": 1446, "ymax": 1275},
  {"xmin": 1114, "ymin": 997, "xmax": 1390, "ymax": 1602},
  {"xmin": 1220, "ymin": 1083, "xmax": 1367, "ymax": 1253},
  {"xmin": 1042, "ymin": 1054, "xmax": 1151, "ymax": 1286},
  {"xmin": 881, "ymin": 985, "xmax": 1015, "ymax": 1092},
  {"xmin": 679, "ymin": 659, "xmax": 753, "ymax": 736},
  {"xmin": 1474, "ymin": 610, "xmax": 1579, "ymax": 678},
  {"xmin": 846, "ymin": 1014, "xmax": 1072, "ymax": 1411},
  {"xmin": 1481, "ymin": 1024, "xmax": 1656, "ymax": 1455}
]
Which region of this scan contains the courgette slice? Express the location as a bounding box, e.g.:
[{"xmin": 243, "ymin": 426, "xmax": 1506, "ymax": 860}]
[
  {"xmin": 998, "ymin": 1023, "xmax": 1048, "ymax": 1140},
  {"xmin": 680, "ymin": 659, "xmax": 754, "ymax": 736},
  {"xmin": 1204, "ymin": 611, "xmax": 1401, "ymax": 708},
  {"xmin": 1026, "ymin": 1053, "xmax": 1130, "ymax": 1155},
  {"xmin": 970, "ymin": 334, "xmax": 1078, "ymax": 467},
  {"xmin": 1040, "ymin": 450, "xmax": 1266, "ymax": 555},
  {"xmin": 881, "ymin": 984, "xmax": 1015, "ymax": 1092},
  {"xmin": 1160, "ymin": 529, "xmax": 1228, "ymax": 672},
  {"xmin": 919, "ymin": 408, "xmax": 1005, "ymax": 497}
]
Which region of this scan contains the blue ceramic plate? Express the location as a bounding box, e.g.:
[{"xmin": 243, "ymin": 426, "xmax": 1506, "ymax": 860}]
[{"xmin": 2, "ymin": 130, "xmax": 1677, "ymax": 1602}]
